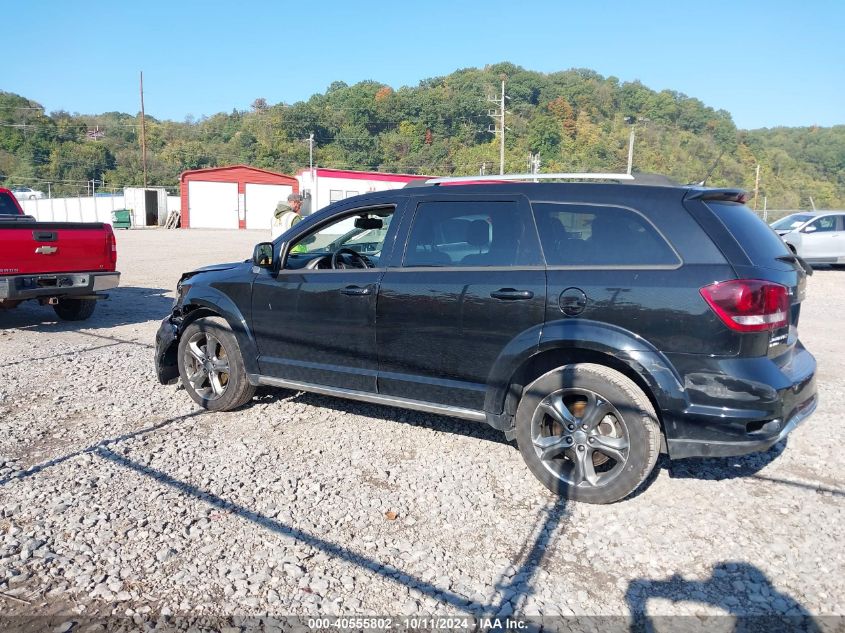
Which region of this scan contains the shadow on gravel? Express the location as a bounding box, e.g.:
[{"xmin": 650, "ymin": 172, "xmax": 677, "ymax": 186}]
[
  {"xmin": 0, "ymin": 411, "xmax": 203, "ymax": 487},
  {"xmin": 665, "ymin": 440, "xmax": 785, "ymax": 480},
  {"xmin": 0, "ymin": 285, "xmax": 172, "ymax": 331},
  {"xmin": 625, "ymin": 562, "xmax": 823, "ymax": 632},
  {"xmin": 662, "ymin": 440, "xmax": 845, "ymax": 497},
  {"xmin": 255, "ymin": 388, "xmax": 512, "ymax": 446},
  {"xmin": 94, "ymin": 444, "xmax": 568, "ymax": 616}
]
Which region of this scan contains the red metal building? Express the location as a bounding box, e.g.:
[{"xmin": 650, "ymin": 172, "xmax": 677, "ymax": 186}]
[{"xmin": 180, "ymin": 165, "xmax": 299, "ymax": 229}]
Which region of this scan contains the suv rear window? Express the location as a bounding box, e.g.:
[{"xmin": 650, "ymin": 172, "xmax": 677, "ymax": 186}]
[
  {"xmin": 0, "ymin": 192, "xmax": 21, "ymax": 215},
  {"xmin": 532, "ymin": 202, "xmax": 679, "ymax": 267},
  {"xmin": 706, "ymin": 201, "xmax": 790, "ymax": 265}
]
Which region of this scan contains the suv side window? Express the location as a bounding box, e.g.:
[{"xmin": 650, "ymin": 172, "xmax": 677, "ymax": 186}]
[
  {"xmin": 284, "ymin": 207, "xmax": 395, "ymax": 270},
  {"xmin": 532, "ymin": 202, "xmax": 680, "ymax": 267},
  {"xmin": 807, "ymin": 216, "xmax": 838, "ymax": 232},
  {"xmin": 402, "ymin": 200, "xmax": 542, "ymax": 267}
]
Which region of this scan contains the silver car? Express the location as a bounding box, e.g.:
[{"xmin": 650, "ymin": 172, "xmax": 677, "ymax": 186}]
[
  {"xmin": 771, "ymin": 211, "xmax": 845, "ymax": 265},
  {"xmin": 10, "ymin": 186, "xmax": 45, "ymax": 200}
]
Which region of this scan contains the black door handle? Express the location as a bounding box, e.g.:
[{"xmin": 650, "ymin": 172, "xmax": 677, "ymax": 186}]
[
  {"xmin": 340, "ymin": 285, "xmax": 373, "ymax": 296},
  {"xmin": 490, "ymin": 288, "xmax": 534, "ymax": 300}
]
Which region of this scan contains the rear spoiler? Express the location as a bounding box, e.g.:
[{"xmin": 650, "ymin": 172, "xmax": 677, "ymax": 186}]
[{"xmin": 684, "ymin": 188, "xmax": 749, "ymax": 203}]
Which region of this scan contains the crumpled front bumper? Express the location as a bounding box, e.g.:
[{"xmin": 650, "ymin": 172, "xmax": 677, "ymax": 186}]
[{"xmin": 155, "ymin": 316, "xmax": 180, "ymax": 385}]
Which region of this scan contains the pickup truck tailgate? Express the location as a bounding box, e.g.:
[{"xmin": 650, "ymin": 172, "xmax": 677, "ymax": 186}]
[{"xmin": 0, "ymin": 221, "xmax": 117, "ymax": 275}]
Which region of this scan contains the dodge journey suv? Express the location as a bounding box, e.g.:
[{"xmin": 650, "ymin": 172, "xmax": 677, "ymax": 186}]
[{"xmin": 155, "ymin": 176, "xmax": 817, "ymax": 503}]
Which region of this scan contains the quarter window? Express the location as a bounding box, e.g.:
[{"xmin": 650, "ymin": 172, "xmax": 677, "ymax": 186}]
[
  {"xmin": 532, "ymin": 203, "xmax": 679, "ymax": 266},
  {"xmin": 403, "ymin": 200, "xmax": 542, "ymax": 267}
]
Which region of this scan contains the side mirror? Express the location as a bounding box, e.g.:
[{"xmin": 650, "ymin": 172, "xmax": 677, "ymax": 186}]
[
  {"xmin": 803, "ymin": 225, "xmax": 817, "ymax": 233},
  {"xmin": 253, "ymin": 242, "xmax": 274, "ymax": 268}
]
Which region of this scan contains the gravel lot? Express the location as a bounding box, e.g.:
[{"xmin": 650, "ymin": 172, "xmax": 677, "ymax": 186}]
[{"xmin": 0, "ymin": 229, "xmax": 842, "ymax": 630}]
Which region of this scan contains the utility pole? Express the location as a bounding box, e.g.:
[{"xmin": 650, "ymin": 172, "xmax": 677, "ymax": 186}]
[
  {"xmin": 627, "ymin": 128, "xmax": 636, "ymax": 175},
  {"xmin": 487, "ymin": 79, "xmax": 509, "ymax": 175},
  {"xmin": 308, "ymin": 133, "xmax": 316, "ymax": 213},
  {"xmin": 753, "ymin": 163, "xmax": 760, "ymax": 212},
  {"xmin": 499, "ymin": 80, "xmax": 505, "ymax": 175},
  {"xmin": 308, "ymin": 133, "xmax": 314, "ymax": 171},
  {"xmin": 528, "ymin": 153, "xmax": 541, "ymax": 181},
  {"xmin": 140, "ymin": 71, "xmax": 148, "ymax": 188},
  {"xmin": 480, "ymin": 162, "xmax": 486, "ymax": 176}
]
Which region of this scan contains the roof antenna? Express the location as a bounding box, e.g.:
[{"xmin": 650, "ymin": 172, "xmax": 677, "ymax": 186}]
[{"xmin": 693, "ymin": 150, "xmax": 725, "ymax": 187}]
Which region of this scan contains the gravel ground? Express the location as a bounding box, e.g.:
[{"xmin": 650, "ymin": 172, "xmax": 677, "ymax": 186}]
[{"xmin": 0, "ymin": 229, "xmax": 842, "ymax": 630}]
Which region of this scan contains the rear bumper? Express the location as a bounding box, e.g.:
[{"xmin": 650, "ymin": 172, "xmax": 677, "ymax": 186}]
[
  {"xmin": 664, "ymin": 343, "xmax": 817, "ymax": 459},
  {"xmin": 0, "ymin": 271, "xmax": 120, "ymax": 301}
]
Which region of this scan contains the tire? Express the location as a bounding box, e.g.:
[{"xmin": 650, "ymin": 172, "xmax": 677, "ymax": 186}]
[
  {"xmin": 53, "ymin": 298, "xmax": 97, "ymax": 321},
  {"xmin": 515, "ymin": 363, "xmax": 660, "ymax": 504},
  {"xmin": 177, "ymin": 316, "xmax": 255, "ymax": 411}
]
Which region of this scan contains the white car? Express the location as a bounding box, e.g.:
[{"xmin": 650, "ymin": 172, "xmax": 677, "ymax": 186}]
[
  {"xmin": 10, "ymin": 186, "xmax": 45, "ymax": 200},
  {"xmin": 771, "ymin": 211, "xmax": 845, "ymax": 265}
]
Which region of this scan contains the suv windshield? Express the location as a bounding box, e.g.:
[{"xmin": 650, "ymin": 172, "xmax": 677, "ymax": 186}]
[{"xmin": 771, "ymin": 214, "xmax": 813, "ymax": 231}]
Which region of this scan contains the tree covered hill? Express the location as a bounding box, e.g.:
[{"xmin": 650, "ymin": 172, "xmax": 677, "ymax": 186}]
[{"xmin": 1, "ymin": 62, "xmax": 843, "ymax": 208}]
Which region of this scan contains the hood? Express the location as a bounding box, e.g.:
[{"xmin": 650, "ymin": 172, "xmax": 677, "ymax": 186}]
[
  {"xmin": 178, "ymin": 261, "xmax": 249, "ymax": 285},
  {"xmin": 193, "ymin": 261, "xmax": 245, "ymax": 273}
]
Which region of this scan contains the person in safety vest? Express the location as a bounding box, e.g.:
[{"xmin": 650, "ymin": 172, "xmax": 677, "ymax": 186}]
[{"xmin": 270, "ymin": 193, "xmax": 303, "ymax": 240}]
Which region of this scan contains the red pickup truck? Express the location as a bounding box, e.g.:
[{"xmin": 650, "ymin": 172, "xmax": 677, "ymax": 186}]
[{"xmin": 0, "ymin": 187, "xmax": 120, "ymax": 320}]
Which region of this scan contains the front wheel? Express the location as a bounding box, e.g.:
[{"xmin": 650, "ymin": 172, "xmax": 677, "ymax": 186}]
[
  {"xmin": 515, "ymin": 363, "xmax": 660, "ymax": 504},
  {"xmin": 177, "ymin": 317, "xmax": 255, "ymax": 411},
  {"xmin": 53, "ymin": 298, "xmax": 97, "ymax": 321}
]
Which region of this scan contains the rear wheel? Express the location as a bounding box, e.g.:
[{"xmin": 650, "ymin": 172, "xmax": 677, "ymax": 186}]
[
  {"xmin": 177, "ymin": 317, "xmax": 255, "ymax": 411},
  {"xmin": 53, "ymin": 298, "xmax": 97, "ymax": 321},
  {"xmin": 515, "ymin": 363, "xmax": 660, "ymax": 504}
]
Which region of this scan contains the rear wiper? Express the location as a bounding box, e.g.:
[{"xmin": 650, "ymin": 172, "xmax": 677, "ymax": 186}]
[{"xmin": 777, "ymin": 254, "xmax": 813, "ymax": 276}]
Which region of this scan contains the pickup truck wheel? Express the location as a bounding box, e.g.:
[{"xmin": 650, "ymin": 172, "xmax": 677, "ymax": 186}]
[
  {"xmin": 53, "ymin": 298, "xmax": 97, "ymax": 321},
  {"xmin": 177, "ymin": 317, "xmax": 255, "ymax": 411},
  {"xmin": 515, "ymin": 363, "xmax": 660, "ymax": 504}
]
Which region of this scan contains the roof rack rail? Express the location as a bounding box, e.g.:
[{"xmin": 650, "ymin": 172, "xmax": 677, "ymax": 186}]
[{"xmin": 425, "ymin": 172, "xmax": 635, "ymax": 185}]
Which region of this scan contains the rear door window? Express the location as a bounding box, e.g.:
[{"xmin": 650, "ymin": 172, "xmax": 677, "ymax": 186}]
[
  {"xmin": 0, "ymin": 192, "xmax": 21, "ymax": 215},
  {"xmin": 532, "ymin": 202, "xmax": 680, "ymax": 267},
  {"xmin": 403, "ymin": 200, "xmax": 542, "ymax": 267}
]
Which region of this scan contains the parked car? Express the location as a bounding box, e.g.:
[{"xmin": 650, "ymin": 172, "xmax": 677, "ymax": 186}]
[
  {"xmin": 770, "ymin": 211, "xmax": 845, "ymax": 266},
  {"xmin": 0, "ymin": 188, "xmax": 119, "ymax": 320},
  {"xmin": 10, "ymin": 186, "xmax": 45, "ymax": 200},
  {"xmin": 155, "ymin": 178, "xmax": 817, "ymax": 503}
]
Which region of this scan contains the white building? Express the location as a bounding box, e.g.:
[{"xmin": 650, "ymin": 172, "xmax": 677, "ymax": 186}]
[{"xmin": 296, "ymin": 168, "xmax": 428, "ymax": 215}]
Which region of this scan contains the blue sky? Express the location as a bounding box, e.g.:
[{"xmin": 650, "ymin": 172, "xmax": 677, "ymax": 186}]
[{"xmin": 3, "ymin": 0, "xmax": 843, "ymax": 129}]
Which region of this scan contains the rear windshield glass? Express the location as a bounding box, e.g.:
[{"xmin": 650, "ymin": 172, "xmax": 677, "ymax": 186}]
[
  {"xmin": 707, "ymin": 201, "xmax": 790, "ymax": 264},
  {"xmin": 770, "ymin": 214, "xmax": 813, "ymax": 231},
  {"xmin": 0, "ymin": 192, "xmax": 21, "ymax": 215}
]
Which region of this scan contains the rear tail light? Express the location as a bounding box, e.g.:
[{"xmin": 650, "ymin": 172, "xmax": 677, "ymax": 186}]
[
  {"xmin": 700, "ymin": 279, "xmax": 788, "ymax": 332},
  {"xmin": 104, "ymin": 225, "xmax": 117, "ymax": 269}
]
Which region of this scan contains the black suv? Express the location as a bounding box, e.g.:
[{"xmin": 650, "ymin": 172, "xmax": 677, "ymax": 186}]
[{"xmin": 155, "ymin": 180, "xmax": 817, "ymax": 503}]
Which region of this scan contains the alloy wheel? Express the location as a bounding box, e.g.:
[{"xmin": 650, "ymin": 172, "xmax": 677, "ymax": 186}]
[
  {"xmin": 530, "ymin": 388, "xmax": 630, "ymax": 489},
  {"xmin": 183, "ymin": 331, "xmax": 230, "ymax": 400}
]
